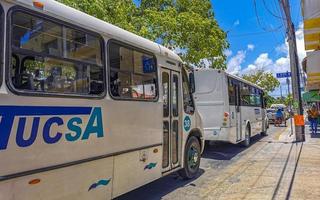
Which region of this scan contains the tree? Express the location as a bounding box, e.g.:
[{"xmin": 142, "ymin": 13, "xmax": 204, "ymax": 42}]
[
  {"xmin": 58, "ymin": 0, "xmax": 228, "ymax": 69},
  {"xmin": 242, "ymin": 70, "xmax": 280, "ymax": 94},
  {"xmin": 57, "ymin": 0, "xmax": 138, "ymax": 33},
  {"xmin": 265, "ymin": 94, "xmax": 293, "ymax": 108}
]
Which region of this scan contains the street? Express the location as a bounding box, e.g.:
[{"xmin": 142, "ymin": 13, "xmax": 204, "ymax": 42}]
[{"xmin": 117, "ymin": 123, "xmax": 320, "ymax": 200}]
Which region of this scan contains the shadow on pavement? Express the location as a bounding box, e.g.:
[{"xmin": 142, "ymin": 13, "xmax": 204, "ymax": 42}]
[
  {"xmin": 310, "ymin": 132, "xmax": 320, "ymax": 138},
  {"xmin": 273, "ymin": 124, "xmax": 288, "ymax": 128},
  {"xmin": 115, "ymin": 169, "xmax": 205, "ymax": 200},
  {"xmin": 202, "ymin": 134, "xmax": 266, "ymax": 161}
]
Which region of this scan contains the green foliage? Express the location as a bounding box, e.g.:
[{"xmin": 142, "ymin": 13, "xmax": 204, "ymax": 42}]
[
  {"xmin": 58, "ymin": 0, "xmax": 138, "ymax": 32},
  {"xmin": 242, "ymin": 70, "xmax": 280, "ymax": 94},
  {"xmin": 58, "ymin": 0, "xmax": 228, "ymax": 69},
  {"xmin": 266, "ymin": 94, "xmax": 293, "ymax": 107}
]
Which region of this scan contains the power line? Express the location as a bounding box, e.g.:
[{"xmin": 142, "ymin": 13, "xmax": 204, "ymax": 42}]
[
  {"xmin": 261, "ymin": 0, "xmax": 287, "ymax": 42},
  {"xmin": 252, "ymin": 0, "xmax": 286, "ymax": 53},
  {"xmin": 253, "ymin": 0, "xmax": 284, "ymax": 32},
  {"xmin": 272, "ymin": 0, "xmax": 287, "ymax": 39},
  {"xmin": 262, "ymin": 0, "xmax": 286, "ymax": 20}
]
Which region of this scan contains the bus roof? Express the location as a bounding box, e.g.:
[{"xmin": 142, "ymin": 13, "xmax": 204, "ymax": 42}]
[
  {"xmin": 195, "ymin": 68, "xmax": 264, "ymax": 91},
  {"xmin": 11, "ymin": 0, "xmax": 182, "ymax": 63}
]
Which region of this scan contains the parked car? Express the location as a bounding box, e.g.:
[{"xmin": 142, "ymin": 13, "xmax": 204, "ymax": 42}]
[{"xmin": 267, "ymin": 108, "xmax": 276, "ymax": 123}]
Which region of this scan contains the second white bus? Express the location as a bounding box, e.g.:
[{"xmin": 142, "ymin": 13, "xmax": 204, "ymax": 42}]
[{"xmin": 194, "ymin": 69, "xmax": 268, "ymax": 146}]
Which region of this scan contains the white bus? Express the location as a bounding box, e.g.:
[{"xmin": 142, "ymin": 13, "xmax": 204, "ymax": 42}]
[
  {"xmin": 194, "ymin": 69, "xmax": 268, "ymax": 146},
  {"xmin": 0, "ymin": 1, "xmax": 204, "ymax": 199}
]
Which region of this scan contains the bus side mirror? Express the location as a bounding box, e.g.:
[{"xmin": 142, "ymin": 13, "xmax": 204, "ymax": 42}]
[{"xmin": 189, "ymin": 73, "xmax": 195, "ymax": 94}]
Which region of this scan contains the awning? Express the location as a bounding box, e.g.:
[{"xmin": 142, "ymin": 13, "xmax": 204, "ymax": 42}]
[
  {"xmin": 303, "ymin": 90, "xmax": 320, "ymax": 102},
  {"xmin": 303, "ymin": 51, "xmax": 320, "ymax": 91},
  {"xmin": 302, "ymin": 0, "xmax": 320, "ymax": 50}
]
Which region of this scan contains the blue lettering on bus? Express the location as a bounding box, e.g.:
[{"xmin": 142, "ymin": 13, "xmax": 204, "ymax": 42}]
[{"xmin": 0, "ymin": 106, "xmax": 104, "ymax": 150}]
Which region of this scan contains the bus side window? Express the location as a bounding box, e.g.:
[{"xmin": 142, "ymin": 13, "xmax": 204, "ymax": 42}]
[
  {"xmin": 109, "ymin": 42, "xmax": 158, "ymax": 100},
  {"xmin": 9, "ymin": 11, "xmax": 105, "ymax": 96},
  {"xmin": 241, "ymin": 84, "xmax": 251, "ymax": 106},
  {"xmin": 182, "ymin": 69, "xmax": 194, "ymax": 114},
  {"xmin": 253, "ymin": 89, "xmax": 263, "ymax": 107},
  {"xmin": 228, "ymin": 79, "xmax": 236, "ymax": 105}
]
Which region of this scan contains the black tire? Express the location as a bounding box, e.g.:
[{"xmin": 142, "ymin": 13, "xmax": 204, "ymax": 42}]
[
  {"xmin": 241, "ymin": 125, "xmax": 251, "ymax": 147},
  {"xmin": 261, "ymin": 121, "xmax": 268, "ymax": 136},
  {"xmin": 178, "ymin": 136, "xmax": 201, "ymax": 179}
]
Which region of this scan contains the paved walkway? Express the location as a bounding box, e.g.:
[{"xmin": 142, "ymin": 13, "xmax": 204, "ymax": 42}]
[
  {"xmin": 199, "ymin": 123, "xmax": 320, "ymax": 200},
  {"xmin": 287, "ymin": 124, "xmax": 320, "ymax": 199},
  {"xmin": 198, "ymin": 126, "xmax": 300, "ymax": 200}
]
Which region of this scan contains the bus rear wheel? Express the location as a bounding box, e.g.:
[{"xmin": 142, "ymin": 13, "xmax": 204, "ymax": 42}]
[
  {"xmin": 241, "ymin": 125, "xmax": 251, "ymax": 147},
  {"xmin": 178, "ymin": 136, "xmax": 201, "ymax": 179},
  {"xmin": 261, "ymin": 121, "xmax": 268, "ymax": 136}
]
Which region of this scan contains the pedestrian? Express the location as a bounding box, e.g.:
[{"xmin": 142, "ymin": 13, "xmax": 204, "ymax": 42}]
[
  {"xmin": 308, "ymin": 104, "xmax": 319, "ymax": 134},
  {"xmin": 275, "ymin": 108, "xmax": 284, "ymax": 127}
]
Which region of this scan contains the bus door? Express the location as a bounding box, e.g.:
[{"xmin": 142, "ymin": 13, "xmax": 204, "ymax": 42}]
[
  {"xmin": 161, "ymin": 68, "xmax": 181, "ymax": 172},
  {"xmin": 234, "ymin": 83, "xmax": 242, "ymax": 141}
]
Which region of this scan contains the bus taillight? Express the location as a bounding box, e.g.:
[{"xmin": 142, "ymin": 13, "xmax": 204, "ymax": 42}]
[
  {"xmin": 224, "ymin": 112, "xmax": 229, "ymax": 118},
  {"xmin": 223, "ymin": 112, "xmax": 229, "ymax": 126}
]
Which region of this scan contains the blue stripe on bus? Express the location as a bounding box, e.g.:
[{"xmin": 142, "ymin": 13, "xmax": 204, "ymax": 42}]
[{"xmin": 0, "ymin": 106, "xmax": 92, "ymax": 116}]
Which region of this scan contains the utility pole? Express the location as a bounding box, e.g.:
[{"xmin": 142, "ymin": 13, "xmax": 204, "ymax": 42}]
[
  {"xmin": 279, "ymin": 0, "xmax": 305, "ymax": 142},
  {"xmin": 287, "ymin": 73, "xmax": 294, "ymax": 136}
]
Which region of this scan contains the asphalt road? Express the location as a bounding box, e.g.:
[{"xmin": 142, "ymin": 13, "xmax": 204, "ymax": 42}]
[{"xmin": 116, "ymin": 125, "xmax": 289, "ymax": 200}]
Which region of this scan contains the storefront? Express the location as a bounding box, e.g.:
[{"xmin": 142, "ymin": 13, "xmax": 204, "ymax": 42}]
[{"xmin": 302, "ymin": 0, "xmax": 320, "ymax": 106}]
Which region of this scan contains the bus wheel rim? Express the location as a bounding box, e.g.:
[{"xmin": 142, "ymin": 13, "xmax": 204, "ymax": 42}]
[{"xmin": 188, "ymin": 145, "xmax": 199, "ymax": 169}]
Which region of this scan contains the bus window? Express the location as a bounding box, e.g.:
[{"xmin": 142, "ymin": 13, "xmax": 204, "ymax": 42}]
[
  {"xmin": 228, "ymin": 78, "xmax": 236, "ymax": 105},
  {"xmin": 10, "ymin": 11, "xmax": 104, "ymax": 95},
  {"xmin": 162, "ymin": 121, "xmax": 169, "ymax": 168},
  {"xmin": 241, "ymin": 84, "xmax": 251, "ymax": 106},
  {"xmin": 249, "ymin": 87, "xmax": 256, "ymax": 106},
  {"xmin": 172, "ymin": 120, "xmax": 179, "ymax": 164},
  {"xmin": 255, "ymin": 89, "xmax": 262, "ymax": 107},
  {"xmin": 109, "ymin": 42, "xmax": 158, "ymax": 100},
  {"xmin": 182, "ymin": 68, "xmax": 195, "ymax": 114},
  {"xmin": 65, "ymin": 27, "xmax": 102, "ymax": 66},
  {"xmin": 162, "ymin": 72, "xmax": 170, "ymax": 117},
  {"xmin": 172, "ymin": 74, "xmax": 179, "ymax": 117},
  {"xmin": 0, "ymin": 5, "xmax": 3, "ymax": 86}
]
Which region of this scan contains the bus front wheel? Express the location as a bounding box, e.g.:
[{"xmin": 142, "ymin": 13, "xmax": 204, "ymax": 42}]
[{"xmin": 178, "ymin": 136, "xmax": 201, "ymax": 179}]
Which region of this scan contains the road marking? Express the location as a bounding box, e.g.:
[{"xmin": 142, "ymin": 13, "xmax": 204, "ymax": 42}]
[{"xmin": 274, "ymin": 126, "xmax": 289, "ymax": 141}]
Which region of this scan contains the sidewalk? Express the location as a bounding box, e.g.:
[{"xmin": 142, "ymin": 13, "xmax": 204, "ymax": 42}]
[
  {"xmin": 285, "ymin": 124, "xmax": 320, "ymax": 199},
  {"xmin": 196, "ymin": 122, "xmax": 320, "ymax": 200}
]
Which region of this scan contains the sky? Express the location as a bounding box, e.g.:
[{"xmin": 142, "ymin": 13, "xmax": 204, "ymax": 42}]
[{"xmin": 210, "ymin": 0, "xmax": 305, "ymax": 97}]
